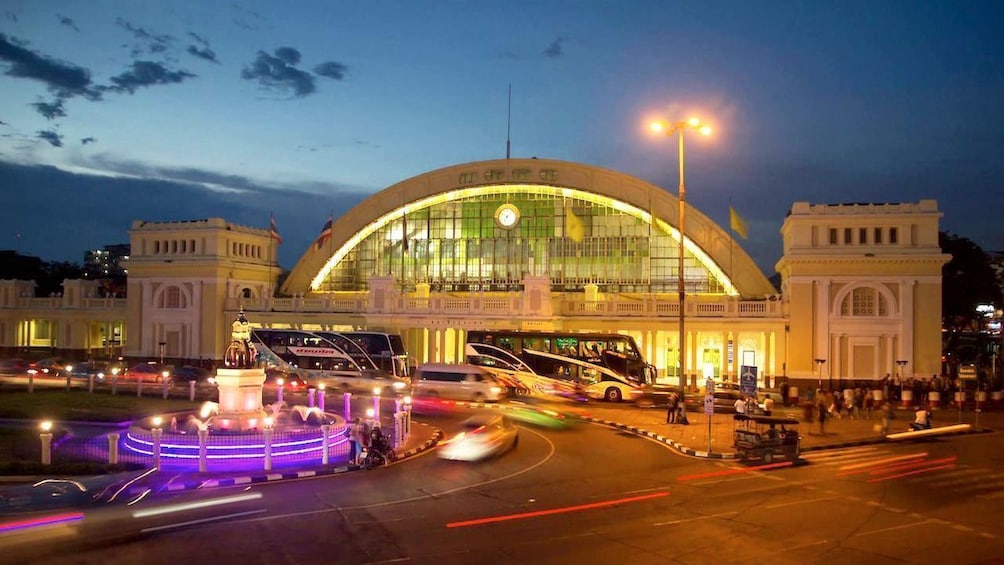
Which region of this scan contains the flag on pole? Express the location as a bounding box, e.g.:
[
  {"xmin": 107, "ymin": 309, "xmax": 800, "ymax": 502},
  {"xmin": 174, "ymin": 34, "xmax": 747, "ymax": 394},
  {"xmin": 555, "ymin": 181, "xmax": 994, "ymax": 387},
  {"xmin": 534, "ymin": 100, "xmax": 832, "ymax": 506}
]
[
  {"xmin": 314, "ymin": 215, "xmax": 333, "ymax": 249},
  {"xmin": 269, "ymin": 213, "xmax": 282, "ymax": 244},
  {"xmin": 565, "ymin": 206, "xmax": 585, "ymax": 243},
  {"xmin": 729, "ymin": 205, "xmax": 748, "ymax": 240}
]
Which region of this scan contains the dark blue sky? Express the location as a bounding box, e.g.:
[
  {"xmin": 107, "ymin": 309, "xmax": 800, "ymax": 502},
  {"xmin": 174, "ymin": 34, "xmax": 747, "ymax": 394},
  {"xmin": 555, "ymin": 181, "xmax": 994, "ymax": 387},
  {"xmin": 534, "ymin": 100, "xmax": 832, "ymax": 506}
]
[{"xmin": 1, "ymin": 1, "xmax": 1002, "ymax": 274}]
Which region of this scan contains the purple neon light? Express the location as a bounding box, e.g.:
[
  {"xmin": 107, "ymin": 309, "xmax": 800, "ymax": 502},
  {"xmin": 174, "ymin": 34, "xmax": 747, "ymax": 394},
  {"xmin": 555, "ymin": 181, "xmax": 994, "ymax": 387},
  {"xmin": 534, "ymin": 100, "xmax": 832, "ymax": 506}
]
[
  {"xmin": 122, "ymin": 429, "xmax": 350, "ymax": 460},
  {"xmin": 0, "ymin": 511, "xmax": 84, "ymax": 533}
]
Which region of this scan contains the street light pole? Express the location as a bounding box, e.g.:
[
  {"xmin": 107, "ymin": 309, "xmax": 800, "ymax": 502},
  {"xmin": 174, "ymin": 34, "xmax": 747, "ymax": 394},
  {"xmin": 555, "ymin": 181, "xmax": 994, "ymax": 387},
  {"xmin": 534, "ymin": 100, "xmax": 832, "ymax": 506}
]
[
  {"xmin": 650, "ymin": 117, "xmax": 712, "ymax": 390},
  {"xmin": 814, "ymin": 359, "xmax": 826, "ymax": 392},
  {"xmin": 896, "ymin": 359, "xmax": 908, "ymax": 404}
]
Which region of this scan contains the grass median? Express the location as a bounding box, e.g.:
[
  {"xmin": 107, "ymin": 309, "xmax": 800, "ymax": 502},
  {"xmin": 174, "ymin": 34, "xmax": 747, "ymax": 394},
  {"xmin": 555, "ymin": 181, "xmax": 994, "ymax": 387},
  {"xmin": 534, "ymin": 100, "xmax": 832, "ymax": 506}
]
[{"xmin": 0, "ymin": 390, "xmax": 199, "ymax": 422}]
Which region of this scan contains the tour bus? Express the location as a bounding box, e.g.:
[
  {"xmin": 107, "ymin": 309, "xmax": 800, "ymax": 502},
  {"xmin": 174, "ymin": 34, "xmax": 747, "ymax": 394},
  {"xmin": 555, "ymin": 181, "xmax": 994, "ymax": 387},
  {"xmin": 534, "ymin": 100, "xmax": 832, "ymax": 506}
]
[
  {"xmin": 465, "ymin": 330, "xmax": 659, "ymax": 402},
  {"xmin": 250, "ymin": 329, "xmax": 409, "ymax": 394},
  {"xmin": 331, "ymin": 331, "xmax": 411, "ymax": 381}
]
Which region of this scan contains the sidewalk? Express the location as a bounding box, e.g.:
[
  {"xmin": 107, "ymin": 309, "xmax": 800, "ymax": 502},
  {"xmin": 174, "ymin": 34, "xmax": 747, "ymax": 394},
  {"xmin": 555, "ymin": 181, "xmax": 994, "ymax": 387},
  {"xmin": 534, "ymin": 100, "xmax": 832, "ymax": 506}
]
[{"xmin": 565, "ymin": 401, "xmax": 999, "ymax": 459}]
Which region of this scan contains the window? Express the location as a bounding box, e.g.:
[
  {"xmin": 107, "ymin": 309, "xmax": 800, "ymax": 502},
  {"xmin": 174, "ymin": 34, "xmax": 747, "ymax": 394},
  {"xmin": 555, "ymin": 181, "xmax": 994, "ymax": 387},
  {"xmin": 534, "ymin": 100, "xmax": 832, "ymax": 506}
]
[
  {"xmin": 844, "ymin": 228, "xmax": 852, "ymax": 244},
  {"xmin": 459, "ymin": 172, "xmax": 477, "ymax": 184},
  {"xmin": 874, "ymin": 228, "xmax": 882, "ymax": 244},
  {"xmin": 852, "ymin": 287, "xmax": 875, "ymax": 315},
  {"xmin": 829, "ymin": 228, "xmax": 837, "ymax": 244},
  {"xmin": 160, "ymin": 285, "xmax": 185, "ymax": 309},
  {"xmin": 889, "ymin": 227, "xmax": 898, "ymax": 244},
  {"xmin": 859, "ymin": 228, "xmax": 867, "ymax": 244}
]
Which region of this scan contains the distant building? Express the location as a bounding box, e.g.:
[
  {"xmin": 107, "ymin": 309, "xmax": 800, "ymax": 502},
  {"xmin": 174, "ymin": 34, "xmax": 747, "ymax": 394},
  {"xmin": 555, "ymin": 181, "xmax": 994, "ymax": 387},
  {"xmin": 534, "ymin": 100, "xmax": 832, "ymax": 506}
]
[
  {"xmin": 83, "ymin": 244, "xmax": 130, "ymax": 279},
  {"xmin": 0, "ymin": 158, "xmax": 950, "ymax": 391}
]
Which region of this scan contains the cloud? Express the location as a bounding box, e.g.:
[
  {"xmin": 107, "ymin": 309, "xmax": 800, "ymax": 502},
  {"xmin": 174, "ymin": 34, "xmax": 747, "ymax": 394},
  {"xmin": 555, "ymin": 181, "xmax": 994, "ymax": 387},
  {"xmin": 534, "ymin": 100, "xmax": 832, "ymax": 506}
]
[
  {"xmin": 314, "ymin": 61, "xmax": 348, "ymax": 80},
  {"xmin": 0, "ymin": 159, "xmax": 369, "ymax": 267},
  {"xmin": 115, "ymin": 17, "xmax": 175, "ymax": 57},
  {"xmin": 241, "ymin": 47, "xmax": 315, "ymax": 97},
  {"xmin": 105, "ymin": 61, "xmax": 196, "ymax": 94},
  {"xmin": 31, "ymin": 98, "xmax": 66, "ymax": 120},
  {"xmin": 0, "ymin": 33, "xmax": 99, "ymax": 99},
  {"xmin": 187, "ymin": 45, "xmax": 219, "ymax": 63},
  {"xmin": 57, "ymin": 14, "xmax": 80, "ymax": 32},
  {"xmin": 36, "ymin": 130, "xmax": 63, "ymax": 147},
  {"xmin": 81, "ymin": 136, "xmax": 96, "ymax": 145},
  {"xmin": 542, "ymin": 37, "xmax": 565, "ymax": 58}
]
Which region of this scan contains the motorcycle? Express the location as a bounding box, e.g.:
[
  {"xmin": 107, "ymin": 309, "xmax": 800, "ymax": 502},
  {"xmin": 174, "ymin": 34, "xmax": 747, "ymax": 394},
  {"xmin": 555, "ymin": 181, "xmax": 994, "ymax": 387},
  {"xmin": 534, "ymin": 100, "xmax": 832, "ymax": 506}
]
[{"xmin": 361, "ymin": 426, "xmax": 397, "ymax": 469}]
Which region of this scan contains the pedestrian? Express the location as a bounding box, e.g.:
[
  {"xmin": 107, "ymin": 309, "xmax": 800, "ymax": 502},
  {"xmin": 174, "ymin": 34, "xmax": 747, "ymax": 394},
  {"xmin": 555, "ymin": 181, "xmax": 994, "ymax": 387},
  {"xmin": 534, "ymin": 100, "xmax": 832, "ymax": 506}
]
[
  {"xmin": 348, "ymin": 417, "xmax": 366, "ymax": 465},
  {"xmin": 780, "ymin": 379, "xmax": 790, "ymax": 406},
  {"xmin": 762, "ymin": 395, "xmax": 774, "ymax": 416},
  {"xmin": 817, "ymin": 397, "xmax": 828, "ymax": 435},
  {"xmin": 666, "ymin": 391, "xmax": 679, "ymax": 424},
  {"xmin": 734, "ymin": 394, "xmax": 747, "ymax": 416},
  {"xmin": 880, "ymin": 401, "xmax": 895, "ymax": 435}
]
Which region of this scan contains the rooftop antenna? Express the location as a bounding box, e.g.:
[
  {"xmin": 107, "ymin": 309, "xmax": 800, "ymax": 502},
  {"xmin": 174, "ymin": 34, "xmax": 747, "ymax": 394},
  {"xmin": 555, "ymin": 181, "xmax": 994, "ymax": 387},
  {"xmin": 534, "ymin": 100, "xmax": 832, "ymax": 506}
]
[{"xmin": 506, "ymin": 83, "xmax": 511, "ymax": 160}]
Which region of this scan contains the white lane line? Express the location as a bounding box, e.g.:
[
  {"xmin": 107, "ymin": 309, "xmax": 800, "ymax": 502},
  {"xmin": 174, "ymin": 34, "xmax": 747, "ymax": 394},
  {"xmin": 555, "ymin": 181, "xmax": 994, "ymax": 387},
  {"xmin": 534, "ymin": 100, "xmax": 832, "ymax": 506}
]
[
  {"xmin": 227, "ymin": 425, "xmax": 557, "ymax": 525},
  {"xmin": 855, "ymin": 520, "xmax": 933, "ymax": 537},
  {"xmin": 837, "ymin": 453, "xmax": 928, "ymax": 471},
  {"xmin": 141, "ymin": 509, "xmax": 267, "ymax": 534},
  {"xmin": 653, "ymin": 511, "xmax": 738, "ymax": 527},
  {"xmin": 766, "ymin": 495, "xmax": 840, "ymax": 509}
]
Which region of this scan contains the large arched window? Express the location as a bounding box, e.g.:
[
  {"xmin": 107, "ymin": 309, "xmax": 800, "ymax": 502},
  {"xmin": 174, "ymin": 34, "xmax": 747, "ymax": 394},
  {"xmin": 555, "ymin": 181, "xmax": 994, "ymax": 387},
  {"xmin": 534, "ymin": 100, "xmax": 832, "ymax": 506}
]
[
  {"xmin": 839, "ymin": 286, "xmax": 889, "ymax": 317},
  {"xmin": 158, "ymin": 285, "xmax": 187, "ymax": 309},
  {"xmin": 312, "ymin": 186, "xmax": 730, "ymax": 295}
]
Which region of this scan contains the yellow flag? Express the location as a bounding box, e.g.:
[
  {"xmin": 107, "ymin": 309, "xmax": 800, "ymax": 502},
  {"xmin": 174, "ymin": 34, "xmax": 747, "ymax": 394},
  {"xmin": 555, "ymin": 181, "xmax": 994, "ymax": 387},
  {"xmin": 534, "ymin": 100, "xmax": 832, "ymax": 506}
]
[
  {"xmin": 565, "ymin": 206, "xmax": 585, "ymax": 243},
  {"xmin": 729, "ymin": 205, "xmax": 748, "ymax": 239}
]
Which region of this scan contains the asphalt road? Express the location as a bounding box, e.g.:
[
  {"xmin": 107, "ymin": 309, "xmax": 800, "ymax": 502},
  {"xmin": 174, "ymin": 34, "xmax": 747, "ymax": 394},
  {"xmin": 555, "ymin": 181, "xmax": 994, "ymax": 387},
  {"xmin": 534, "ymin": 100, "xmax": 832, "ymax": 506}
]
[{"xmin": 2, "ymin": 410, "xmax": 1003, "ymax": 564}]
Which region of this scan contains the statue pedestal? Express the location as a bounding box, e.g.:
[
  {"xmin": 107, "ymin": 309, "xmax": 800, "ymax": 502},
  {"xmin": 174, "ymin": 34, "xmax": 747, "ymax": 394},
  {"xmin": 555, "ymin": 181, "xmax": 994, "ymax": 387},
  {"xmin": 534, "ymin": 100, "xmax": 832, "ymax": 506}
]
[{"xmin": 214, "ymin": 367, "xmax": 267, "ymax": 431}]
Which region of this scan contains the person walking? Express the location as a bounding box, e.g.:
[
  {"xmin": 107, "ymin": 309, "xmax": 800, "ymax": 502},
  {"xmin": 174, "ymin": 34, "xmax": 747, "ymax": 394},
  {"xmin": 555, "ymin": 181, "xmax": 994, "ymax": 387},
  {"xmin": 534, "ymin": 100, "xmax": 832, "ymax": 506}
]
[
  {"xmin": 880, "ymin": 401, "xmax": 895, "ymax": 435},
  {"xmin": 666, "ymin": 391, "xmax": 679, "ymax": 424},
  {"xmin": 348, "ymin": 417, "xmax": 367, "ymax": 465},
  {"xmin": 816, "ymin": 397, "xmax": 828, "ymax": 435}
]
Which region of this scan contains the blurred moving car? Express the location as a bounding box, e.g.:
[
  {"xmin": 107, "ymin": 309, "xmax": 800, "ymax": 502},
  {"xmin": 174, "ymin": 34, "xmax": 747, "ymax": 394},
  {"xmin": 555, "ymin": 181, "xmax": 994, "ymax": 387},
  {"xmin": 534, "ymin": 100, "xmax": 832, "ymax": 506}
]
[
  {"xmin": 30, "ymin": 358, "xmax": 71, "ymax": 377},
  {"xmin": 412, "ymin": 363, "xmax": 505, "ymax": 402},
  {"xmin": 438, "ymin": 413, "xmax": 519, "ymax": 461},
  {"xmin": 69, "ymin": 361, "xmax": 110, "ymax": 380},
  {"xmin": 264, "ymin": 369, "xmax": 307, "ymax": 390},
  {"xmin": 312, "ymin": 366, "xmax": 410, "ymax": 396},
  {"xmin": 0, "ymin": 358, "xmax": 30, "ymax": 375},
  {"xmin": 124, "ymin": 362, "xmax": 173, "ymax": 383},
  {"xmin": 173, "ymin": 365, "xmax": 214, "ymax": 386},
  {"xmin": 684, "ymin": 389, "xmax": 743, "ymax": 414}
]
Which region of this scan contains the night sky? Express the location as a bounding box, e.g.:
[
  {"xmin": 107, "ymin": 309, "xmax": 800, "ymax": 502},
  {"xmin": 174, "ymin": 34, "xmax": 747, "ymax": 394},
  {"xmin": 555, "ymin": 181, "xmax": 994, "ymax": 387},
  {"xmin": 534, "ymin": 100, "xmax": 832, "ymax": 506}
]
[{"xmin": 1, "ymin": 1, "xmax": 1001, "ymax": 275}]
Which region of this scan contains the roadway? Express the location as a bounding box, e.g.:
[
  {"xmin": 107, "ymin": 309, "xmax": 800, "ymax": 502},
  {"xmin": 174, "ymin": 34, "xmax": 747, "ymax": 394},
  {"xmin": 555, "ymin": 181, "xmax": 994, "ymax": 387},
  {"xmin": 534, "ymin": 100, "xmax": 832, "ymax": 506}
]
[{"xmin": 2, "ymin": 405, "xmax": 1003, "ymax": 564}]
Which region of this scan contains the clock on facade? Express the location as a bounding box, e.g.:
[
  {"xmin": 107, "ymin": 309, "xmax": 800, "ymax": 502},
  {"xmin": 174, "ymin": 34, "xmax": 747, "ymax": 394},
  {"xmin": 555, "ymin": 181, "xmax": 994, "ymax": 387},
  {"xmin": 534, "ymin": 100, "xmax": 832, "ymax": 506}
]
[{"xmin": 495, "ymin": 203, "xmax": 520, "ymax": 229}]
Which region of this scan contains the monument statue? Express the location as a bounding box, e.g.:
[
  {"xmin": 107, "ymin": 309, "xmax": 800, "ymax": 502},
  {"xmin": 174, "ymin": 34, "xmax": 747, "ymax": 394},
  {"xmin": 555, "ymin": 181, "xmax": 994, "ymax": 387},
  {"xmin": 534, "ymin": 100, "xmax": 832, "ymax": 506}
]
[{"xmin": 224, "ymin": 307, "xmax": 258, "ymax": 369}]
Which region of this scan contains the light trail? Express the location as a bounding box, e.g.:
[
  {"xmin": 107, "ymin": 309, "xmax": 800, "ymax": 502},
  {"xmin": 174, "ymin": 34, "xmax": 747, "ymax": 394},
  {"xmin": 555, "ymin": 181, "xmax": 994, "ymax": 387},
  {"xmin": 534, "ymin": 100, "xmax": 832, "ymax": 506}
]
[
  {"xmin": 131, "ymin": 492, "xmax": 262, "ymax": 518},
  {"xmin": 0, "ymin": 512, "xmax": 84, "ymax": 534},
  {"xmin": 446, "ymin": 491, "xmax": 669, "ymax": 528}
]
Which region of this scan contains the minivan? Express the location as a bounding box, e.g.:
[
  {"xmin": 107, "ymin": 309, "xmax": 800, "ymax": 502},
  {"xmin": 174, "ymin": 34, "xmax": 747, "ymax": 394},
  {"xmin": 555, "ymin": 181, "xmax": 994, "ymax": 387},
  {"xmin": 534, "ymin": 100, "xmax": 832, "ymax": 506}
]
[{"xmin": 412, "ymin": 363, "xmax": 505, "ymax": 402}]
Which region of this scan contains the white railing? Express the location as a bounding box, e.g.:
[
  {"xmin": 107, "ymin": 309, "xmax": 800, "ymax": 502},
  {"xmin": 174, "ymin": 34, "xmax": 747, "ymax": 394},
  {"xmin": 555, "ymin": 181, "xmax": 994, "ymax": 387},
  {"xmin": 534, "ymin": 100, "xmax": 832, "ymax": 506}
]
[{"xmin": 225, "ymin": 293, "xmax": 783, "ymax": 320}]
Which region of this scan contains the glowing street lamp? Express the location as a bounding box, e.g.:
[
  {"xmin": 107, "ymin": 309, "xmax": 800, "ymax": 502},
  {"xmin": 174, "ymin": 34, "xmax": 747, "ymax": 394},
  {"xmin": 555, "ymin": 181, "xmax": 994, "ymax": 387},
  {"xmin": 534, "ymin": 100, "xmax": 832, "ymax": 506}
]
[
  {"xmin": 40, "ymin": 420, "xmax": 54, "ymax": 465},
  {"xmin": 151, "ymin": 416, "xmax": 163, "ymax": 471},
  {"xmin": 649, "ymin": 116, "xmax": 713, "ymax": 388},
  {"xmin": 276, "ymin": 377, "xmax": 285, "ymax": 405}
]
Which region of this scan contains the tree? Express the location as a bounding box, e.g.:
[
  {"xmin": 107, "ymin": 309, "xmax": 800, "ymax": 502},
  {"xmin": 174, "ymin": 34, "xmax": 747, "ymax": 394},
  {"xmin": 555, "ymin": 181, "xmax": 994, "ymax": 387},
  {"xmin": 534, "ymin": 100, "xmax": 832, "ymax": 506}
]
[{"xmin": 941, "ymin": 232, "xmax": 1002, "ymax": 330}]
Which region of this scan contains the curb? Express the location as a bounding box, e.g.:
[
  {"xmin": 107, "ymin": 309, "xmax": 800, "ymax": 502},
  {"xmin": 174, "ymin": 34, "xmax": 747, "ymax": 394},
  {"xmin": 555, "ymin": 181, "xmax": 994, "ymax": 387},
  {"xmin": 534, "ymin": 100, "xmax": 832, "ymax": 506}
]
[
  {"xmin": 580, "ymin": 416, "xmax": 738, "ymax": 460},
  {"xmin": 126, "ymin": 423, "xmax": 445, "ymax": 495}
]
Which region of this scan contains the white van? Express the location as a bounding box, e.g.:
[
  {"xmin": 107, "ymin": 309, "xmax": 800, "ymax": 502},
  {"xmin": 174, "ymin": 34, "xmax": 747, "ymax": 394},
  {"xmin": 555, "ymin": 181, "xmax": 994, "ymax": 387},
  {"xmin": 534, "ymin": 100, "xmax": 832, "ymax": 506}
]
[{"xmin": 412, "ymin": 363, "xmax": 505, "ymax": 402}]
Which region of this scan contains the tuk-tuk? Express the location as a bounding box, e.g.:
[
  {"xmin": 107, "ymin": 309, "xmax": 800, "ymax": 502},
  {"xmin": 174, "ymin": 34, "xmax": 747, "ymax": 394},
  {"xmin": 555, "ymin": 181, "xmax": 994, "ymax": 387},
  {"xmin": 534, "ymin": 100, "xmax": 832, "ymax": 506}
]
[{"xmin": 733, "ymin": 414, "xmax": 801, "ymax": 464}]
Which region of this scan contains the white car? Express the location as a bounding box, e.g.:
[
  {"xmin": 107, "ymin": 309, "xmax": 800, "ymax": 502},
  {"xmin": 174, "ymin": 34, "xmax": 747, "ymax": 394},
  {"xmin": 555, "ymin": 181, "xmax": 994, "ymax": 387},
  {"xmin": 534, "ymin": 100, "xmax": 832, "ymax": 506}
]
[{"xmin": 438, "ymin": 414, "xmax": 518, "ymax": 461}]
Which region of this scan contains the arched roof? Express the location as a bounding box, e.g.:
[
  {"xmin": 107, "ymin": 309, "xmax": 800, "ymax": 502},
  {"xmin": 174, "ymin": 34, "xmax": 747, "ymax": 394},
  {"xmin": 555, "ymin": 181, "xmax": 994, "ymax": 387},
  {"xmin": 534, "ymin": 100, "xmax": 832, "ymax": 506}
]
[{"xmin": 281, "ymin": 158, "xmax": 775, "ymax": 297}]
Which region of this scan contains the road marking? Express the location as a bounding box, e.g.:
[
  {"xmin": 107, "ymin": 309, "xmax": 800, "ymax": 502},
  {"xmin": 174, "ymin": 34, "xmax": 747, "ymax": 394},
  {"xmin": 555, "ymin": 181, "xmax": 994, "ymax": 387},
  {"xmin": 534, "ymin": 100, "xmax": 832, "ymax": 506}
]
[
  {"xmin": 141, "ymin": 509, "xmax": 267, "ymax": 534},
  {"xmin": 855, "ymin": 520, "xmax": 933, "ymax": 537},
  {"xmin": 446, "ymin": 491, "xmax": 669, "ymax": 528},
  {"xmin": 226, "ymin": 426, "xmax": 557, "ymax": 526},
  {"xmin": 766, "ymin": 495, "xmax": 840, "ymax": 509},
  {"xmin": 677, "ymin": 461, "xmax": 793, "ymax": 481},
  {"xmin": 835, "ymin": 452, "xmax": 928, "ymax": 474},
  {"xmin": 867, "ymin": 463, "xmax": 956, "ymax": 483},
  {"xmin": 653, "ymin": 511, "xmax": 738, "ymax": 527}
]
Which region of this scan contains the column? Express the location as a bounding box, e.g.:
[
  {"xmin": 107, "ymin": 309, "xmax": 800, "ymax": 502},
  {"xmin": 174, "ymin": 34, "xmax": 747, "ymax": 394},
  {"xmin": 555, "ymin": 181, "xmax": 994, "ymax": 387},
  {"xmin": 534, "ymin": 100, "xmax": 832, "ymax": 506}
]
[{"xmin": 722, "ymin": 330, "xmax": 730, "ymax": 382}]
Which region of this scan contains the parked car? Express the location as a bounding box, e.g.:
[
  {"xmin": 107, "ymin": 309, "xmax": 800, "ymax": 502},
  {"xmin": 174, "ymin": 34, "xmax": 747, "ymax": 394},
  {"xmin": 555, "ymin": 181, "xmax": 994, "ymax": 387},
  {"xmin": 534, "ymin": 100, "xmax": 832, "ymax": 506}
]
[
  {"xmin": 173, "ymin": 365, "xmax": 214, "ymax": 386},
  {"xmin": 124, "ymin": 362, "xmax": 173, "ymax": 383},
  {"xmin": 438, "ymin": 413, "xmax": 519, "ymax": 461}
]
